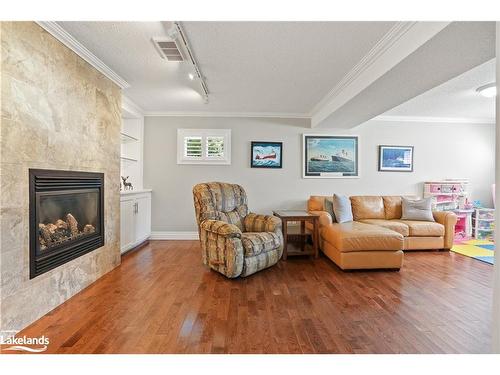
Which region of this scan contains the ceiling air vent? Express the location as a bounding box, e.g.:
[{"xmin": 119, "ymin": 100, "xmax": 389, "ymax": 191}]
[
  {"xmin": 151, "ymin": 22, "xmax": 209, "ymax": 103},
  {"xmin": 152, "ymin": 38, "xmax": 185, "ymax": 62}
]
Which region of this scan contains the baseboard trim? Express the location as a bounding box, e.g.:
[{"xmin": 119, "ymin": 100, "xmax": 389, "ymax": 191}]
[
  {"xmin": 121, "ymin": 240, "xmax": 149, "ymax": 256},
  {"xmin": 150, "ymin": 231, "xmax": 199, "ymax": 240}
]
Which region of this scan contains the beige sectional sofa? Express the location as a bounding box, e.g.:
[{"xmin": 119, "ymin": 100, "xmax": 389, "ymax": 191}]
[{"xmin": 307, "ymin": 195, "xmax": 457, "ymax": 270}]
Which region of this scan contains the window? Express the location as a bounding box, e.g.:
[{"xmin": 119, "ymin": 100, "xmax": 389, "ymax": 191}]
[
  {"xmin": 206, "ymin": 136, "xmax": 224, "ymax": 158},
  {"xmin": 184, "ymin": 136, "xmax": 202, "ymax": 158},
  {"xmin": 177, "ymin": 129, "xmax": 231, "ymax": 165}
]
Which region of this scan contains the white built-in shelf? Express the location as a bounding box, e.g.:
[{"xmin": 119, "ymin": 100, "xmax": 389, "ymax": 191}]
[
  {"xmin": 121, "ymin": 156, "xmax": 138, "ymax": 162},
  {"xmin": 120, "ymin": 132, "xmax": 139, "ymax": 143}
]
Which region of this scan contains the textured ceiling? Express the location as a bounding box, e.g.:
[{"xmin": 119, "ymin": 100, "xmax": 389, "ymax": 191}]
[
  {"xmin": 383, "ymin": 58, "xmax": 495, "ymax": 120},
  {"xmin": 57, "ymin": 21, "xmax": 396, "ymax": 114}
]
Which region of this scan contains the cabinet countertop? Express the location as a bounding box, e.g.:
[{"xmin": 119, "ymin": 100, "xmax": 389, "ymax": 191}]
[{"xmin": 120, "ymin": 189, "xmax": 152, "ymax": 196}]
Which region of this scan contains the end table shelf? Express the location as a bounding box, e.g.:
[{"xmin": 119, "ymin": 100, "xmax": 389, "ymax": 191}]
[{"xmin": 273, "ymin": 210, "xmax": 319, "ymax": 260}]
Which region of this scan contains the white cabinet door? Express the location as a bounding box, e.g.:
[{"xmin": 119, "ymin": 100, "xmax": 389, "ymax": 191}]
[
  {"xmin": 120, "ymin": 197, "xmax": 136, "ymax": 253},
  {"xmin": 135, "ymin": 195, "xmax": 151, "ymax": 243}
]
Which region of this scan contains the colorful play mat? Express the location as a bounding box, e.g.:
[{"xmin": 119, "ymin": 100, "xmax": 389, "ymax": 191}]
[{"xmin": 451, "ymin": 239, "xmax": 495, "ymax": 265}]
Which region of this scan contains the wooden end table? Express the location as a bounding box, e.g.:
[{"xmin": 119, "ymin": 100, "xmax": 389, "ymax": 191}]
[{"xmin": 272, "ymin": 210, "xmax": 319, "ymax": 260}]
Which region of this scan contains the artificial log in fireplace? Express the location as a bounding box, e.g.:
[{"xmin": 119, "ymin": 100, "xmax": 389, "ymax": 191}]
[{"xmin": 29, "ymin": 169, "xmax": 104, "ymax": 279}]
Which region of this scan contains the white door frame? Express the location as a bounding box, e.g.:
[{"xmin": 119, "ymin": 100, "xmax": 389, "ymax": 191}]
[{"xmin": 492, "ymin": 22, "xmax": 500, "ymax": 354}]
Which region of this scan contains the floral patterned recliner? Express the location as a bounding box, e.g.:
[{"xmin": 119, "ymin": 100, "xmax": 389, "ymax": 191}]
[{"xmin": 193, "ymin": 182, "xmax": 283, "ymax": 278}]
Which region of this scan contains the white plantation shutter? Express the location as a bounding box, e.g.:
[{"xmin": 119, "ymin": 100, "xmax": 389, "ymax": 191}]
[
  {"xmin": 177, "ymin": 129, "xmax": 231, "ymax": 165},
  {"xmin": 184, "ymin": 136, "xmax": 202, "ymax": 158},
  {"xmin": 206, "ymin": 136, "xmax": 225, "ymax": 158}
]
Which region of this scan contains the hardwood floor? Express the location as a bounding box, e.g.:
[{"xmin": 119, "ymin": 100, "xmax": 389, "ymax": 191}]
[{"xmin": 9, "ymin": 240, "xmax": 493, "ymax": 354}]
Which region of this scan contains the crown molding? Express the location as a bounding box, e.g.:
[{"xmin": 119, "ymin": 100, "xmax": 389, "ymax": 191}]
[
  {"xmin": 36, "ymin": 21, "xmax": 130, "ymax": 89},
  {"xmin": 122, "ymin": 95, "xmax": 144, "ymax": 118},
  {"xmin": 310, "ymin": 21, "xmax": 450, "ymax": 127},
  {"xmin": 143, "ymin": 111, "xmax": 310, "ymax": 119},
  {"xmin": 373, "ymin": 115, "xmax": 495, "ymax": 124}
]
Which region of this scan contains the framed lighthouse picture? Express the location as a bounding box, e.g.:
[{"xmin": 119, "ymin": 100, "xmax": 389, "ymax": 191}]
[{"xmin": 251, "ymin": 141, "xmax": 283, "ymax": 168}]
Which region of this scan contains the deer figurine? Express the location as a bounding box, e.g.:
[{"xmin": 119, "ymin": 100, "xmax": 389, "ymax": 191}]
[{"xmin": 121, "ymin": 176, "xmax": 133, "ymax": 191}]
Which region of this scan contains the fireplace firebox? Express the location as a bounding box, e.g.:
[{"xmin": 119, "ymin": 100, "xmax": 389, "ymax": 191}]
[{"xmin": 29, "ymin": 169, "xmax": 104, "ymax": 279}]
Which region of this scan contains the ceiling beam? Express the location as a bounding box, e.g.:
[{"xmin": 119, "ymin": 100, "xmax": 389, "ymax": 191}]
[
  {"xmin": 310, "ymin": 21, "xmax": 449, "ymax": 127},
  {"xmin": 312, "ymin": 21, "xmax": 496, "ymax": 129}
]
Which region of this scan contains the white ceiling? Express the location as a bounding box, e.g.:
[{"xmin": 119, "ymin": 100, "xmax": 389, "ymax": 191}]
[
  {"xmin": 57, "ymin": 21, "xmax": 396, "ymax": 115},
  {"xmin": 381, "ymin": 58, "xmax": 495, "ymax": 121}
]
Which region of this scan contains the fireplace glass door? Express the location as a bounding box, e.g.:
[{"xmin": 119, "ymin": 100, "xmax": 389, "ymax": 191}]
[{"xmin": 37, "ymin": 189, "xmax": 101, "ymax": 254}]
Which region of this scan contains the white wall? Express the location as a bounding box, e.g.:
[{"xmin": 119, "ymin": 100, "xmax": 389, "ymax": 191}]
[
  {"xmin": 492, "ymin": 22, "xmax": 500, "ymax": 354},
  {"xmin": 144, "ymin": 116, "xmax": 495, "ymax": 232}
]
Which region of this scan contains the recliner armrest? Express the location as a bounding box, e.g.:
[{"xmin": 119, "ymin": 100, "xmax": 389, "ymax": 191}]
[
  {"xmin": 244, "ymin": 213, "xmax": 281, "ymax": 232},
  {"xmin": 200, "ymin": 220, "xmax": 242, "ymax": 238}
]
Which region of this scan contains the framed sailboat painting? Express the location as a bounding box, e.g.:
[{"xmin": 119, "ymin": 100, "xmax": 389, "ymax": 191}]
[
  {"xmin": 303, "ymin": 135, "xmax": 359, "ymax": 178},
  {"xmin": 251, "ymin": 141, "xmax": 283, "ymax": 168}
]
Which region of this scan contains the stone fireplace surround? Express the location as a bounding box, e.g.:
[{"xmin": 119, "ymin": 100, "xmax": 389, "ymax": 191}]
[{"xmin": 0, "ymin": 22, "xmax": 121, "ymax": 334}]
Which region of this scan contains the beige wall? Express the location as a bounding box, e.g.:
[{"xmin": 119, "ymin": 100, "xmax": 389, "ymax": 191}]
[
  {"xmin": 0, "ymin": 22, "xmax": 121, "ymax": 333},
  {"xmin": 144, "ymin": 116, "xmax": 495, "ymax": 232}
]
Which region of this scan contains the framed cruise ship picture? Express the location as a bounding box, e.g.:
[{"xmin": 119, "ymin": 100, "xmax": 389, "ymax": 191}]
[
  {"xmin": 251, "ymin": 141, "xmax": 283, "ymax": 168},
  {"xmin": 303, "ymin": 135, "xmax": 359, "ymax": 178},
  {"xmin": 378, "ymin": 145, "xmax": 414, "ymax": 172}
]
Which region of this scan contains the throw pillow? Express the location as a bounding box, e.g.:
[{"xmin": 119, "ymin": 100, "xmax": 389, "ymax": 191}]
[
  {"xmin": 401, "ymin": 197, "xmax": 435, "ymax": 221},
  {"xmin": 332, "ymin": 194, "xmax": 353, "ymax": 223},
  {"xmin": 324, "ymin": 198, "xmax": 337, "ymax": 223}
]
